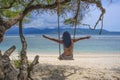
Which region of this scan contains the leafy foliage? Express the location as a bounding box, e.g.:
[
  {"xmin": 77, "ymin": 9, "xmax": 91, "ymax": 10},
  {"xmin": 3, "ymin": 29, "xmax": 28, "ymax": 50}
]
[
  {"xmin": 13, "ymin": 59, "xmax": 21, "ymax": 68},
  {"xmin": 0, "ymin": 0, "xmax": 101, "ymax": 20}
]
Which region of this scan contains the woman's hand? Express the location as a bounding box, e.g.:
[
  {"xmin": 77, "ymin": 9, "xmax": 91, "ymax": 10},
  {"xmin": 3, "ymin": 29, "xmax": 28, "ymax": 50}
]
[
  {"xmin": 42, "ymin": 35, "xmax": 47, "ymax": 38},
  {"xmin": 86, "ymin": 36, "xmax": 91, "ymax": 39}
]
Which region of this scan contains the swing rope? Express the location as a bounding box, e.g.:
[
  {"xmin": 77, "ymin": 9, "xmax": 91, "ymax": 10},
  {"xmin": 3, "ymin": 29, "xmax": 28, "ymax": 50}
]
[
  {"xmin": 73, "ymin": 0, "xmax": 105, "ymax": 36},
  {"xmin": 99, "ymin": 15, "xmax": 104, "ymax": 34},
  {"xmin": 73, "ymin": 0, "xmax": 81, "ymax": 39},
  {"xmin": 73, "ymin": 20, "xmax": 77, "ymax": 40},
  {"xmin": 57, "ymin": 0, "xmax": 61, "ymax": 56}
]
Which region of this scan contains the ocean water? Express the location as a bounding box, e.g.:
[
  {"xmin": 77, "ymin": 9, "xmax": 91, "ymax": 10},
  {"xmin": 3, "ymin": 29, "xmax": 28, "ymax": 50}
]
[{"xmin": 0, "ymin": 34, "xmax": 120, "ymax": 54}]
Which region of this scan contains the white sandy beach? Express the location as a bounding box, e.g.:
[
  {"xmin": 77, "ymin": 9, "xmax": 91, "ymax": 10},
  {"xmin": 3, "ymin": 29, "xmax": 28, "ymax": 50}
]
[{"xmin": 9, "ymin": 52, "xmax": 120, "ymax": 80}]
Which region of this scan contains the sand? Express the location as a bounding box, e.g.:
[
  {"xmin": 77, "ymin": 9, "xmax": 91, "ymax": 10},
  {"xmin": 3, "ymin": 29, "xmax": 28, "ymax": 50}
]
[{"xmin": 10, "ymin": 52, "xmax": 120, "ymax": 80}]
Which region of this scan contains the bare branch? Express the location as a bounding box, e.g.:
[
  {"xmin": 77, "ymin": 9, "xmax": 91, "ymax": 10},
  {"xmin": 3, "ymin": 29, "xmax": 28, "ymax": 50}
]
[
  {"xmin": 1, "ymin": 46, "xmax": 17, "ymax": 80},
  {"xmin": 4, "ymin": 45, "xmax": 16, "ymax": 57},
  {"xmin": 29, "ymin": 55, "xmax": 39, "ymax": 70},
  {"xmin": 81, "ymin": 0, "xmax": 106, "ymax": 29},
  {"xmin": 28, "ymin": 55, "xmax": 39, "ymax": 79},
  {"xmin": 93, "ymin": 8, "xmax": 105, "ymax": 29}
]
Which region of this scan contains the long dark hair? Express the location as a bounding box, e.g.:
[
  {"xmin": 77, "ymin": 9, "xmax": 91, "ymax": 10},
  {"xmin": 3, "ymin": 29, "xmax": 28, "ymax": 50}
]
[{"xmin": 62, "ymin": 31, "xmax": 71, "ymax": 48}]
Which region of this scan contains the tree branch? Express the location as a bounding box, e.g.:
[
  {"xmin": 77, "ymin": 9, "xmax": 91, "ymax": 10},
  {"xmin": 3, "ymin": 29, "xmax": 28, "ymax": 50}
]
[
  {"xmin": 93, "ymin": 8, "xmax": 105, "ymax": 29},
  {"xmin": 4, "ymin": 45, "xmax": 16, "ymax": 57},
  {"xmin": 22, "ymin": 0, "xmax": 70, "ymax": 15},
  {"xmin": 5, "ymin": 0, "xmax": 70, "ymax": 29},
  {"xmin": 28, "ymin": 55, "xmax": 39, "ymax": 79},
  {"xmin": 29, "ymin": 55, "xmax": 39, "ymax": 71},
  {"xmin": 5, "ymin": 14, "xmax": 23, "ymax": 29},
  {"xmin": 81, "ymin": 0, "xmax": 106, "ymax": 29},
  {"xmin": 1, "ymin": 46, "xmax": 17, "ymax": 80},
  {"xmin": 3, "ymin": 0, "xmax": 34, "ymax": 29},
  {"xmin": 0, "ymin": 0, "xmax": 74, "ymax": 44}
]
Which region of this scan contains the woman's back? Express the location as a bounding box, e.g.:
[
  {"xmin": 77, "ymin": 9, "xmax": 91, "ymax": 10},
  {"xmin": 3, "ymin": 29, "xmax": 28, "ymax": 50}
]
[{"xmin": 63, "ymin": 40, "xmax": 73, "ymax": 56}]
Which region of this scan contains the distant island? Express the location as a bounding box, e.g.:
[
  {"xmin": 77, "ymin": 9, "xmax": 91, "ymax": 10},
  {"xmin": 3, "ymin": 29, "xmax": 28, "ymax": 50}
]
[{"xmin": 6, "ymin": 27, "xmax": 120, "ymax": 35}]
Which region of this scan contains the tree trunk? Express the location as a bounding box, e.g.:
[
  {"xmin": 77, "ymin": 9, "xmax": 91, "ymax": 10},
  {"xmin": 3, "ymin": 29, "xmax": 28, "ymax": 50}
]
[
  {"xmin": 17, "ymin": 16, "xmax": 28, "ymax": 80},
  {"xmin": 0, "ymin": 15, "xmax": 22, "ymax": 43},
  {"xmin": 0, "ymin": 18, "xmax": 6, "ymax": 42},
  {"xmin": 0, "ymin": 17, "xmax": 39, "ymax": 80},
  {"xmin": 18, "ymin": 17, "xmax": 39, "ymax": 80},
  {"xmin": 0, "ymin": 46, "xmax": 17, "ymax": 80}
]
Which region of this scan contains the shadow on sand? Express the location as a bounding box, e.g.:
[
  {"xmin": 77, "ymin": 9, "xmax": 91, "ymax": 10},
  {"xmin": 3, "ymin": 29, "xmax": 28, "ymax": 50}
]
[{"xmin": 32, "ymin": 64, "xmax": 79, "ymax": 80}]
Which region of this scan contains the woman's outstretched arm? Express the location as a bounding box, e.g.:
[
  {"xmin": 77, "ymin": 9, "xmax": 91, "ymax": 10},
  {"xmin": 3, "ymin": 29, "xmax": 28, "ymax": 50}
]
[
  {"xmin": 42, "ymin": 35, "xmax": 63, "ymax": 43},
  {"xmin": 73, "ymin": 36, "xmax": 91, "ymax": 42}
]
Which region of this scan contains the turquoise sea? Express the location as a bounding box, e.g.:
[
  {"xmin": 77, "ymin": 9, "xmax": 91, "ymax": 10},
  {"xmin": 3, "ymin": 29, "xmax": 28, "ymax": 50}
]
[{"xmin": 0, "ymin": 34, "xmax": 120, "ymax": 54}]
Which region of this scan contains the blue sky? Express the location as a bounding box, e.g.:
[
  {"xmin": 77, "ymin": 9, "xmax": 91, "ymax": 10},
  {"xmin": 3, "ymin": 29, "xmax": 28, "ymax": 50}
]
[{"xmin": 24, "ymin": 0, "xmax": 120, "ymax": 32}]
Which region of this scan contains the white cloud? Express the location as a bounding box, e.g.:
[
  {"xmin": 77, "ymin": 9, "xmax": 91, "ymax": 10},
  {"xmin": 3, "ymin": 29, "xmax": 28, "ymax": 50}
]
[
  {"xmin": 24, "ymin": 13, "xmax": 64, "ymax": 29},
  {"xmin": 24, "ymin": 1, "xmax": 120, "ymax": 31}
]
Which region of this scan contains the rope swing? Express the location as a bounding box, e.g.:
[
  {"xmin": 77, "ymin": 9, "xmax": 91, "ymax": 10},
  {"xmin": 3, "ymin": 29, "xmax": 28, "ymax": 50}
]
[
  {"xmin": 56, "ymin": 0, "xmax": 81, "ymax": 57},
  {"xmin": 56, "ymin": 0, "xmax": 105, "ymax": 58},
  {"xmin": 57, "ymin": 0, "xmax": 61, "ymax": 56}
]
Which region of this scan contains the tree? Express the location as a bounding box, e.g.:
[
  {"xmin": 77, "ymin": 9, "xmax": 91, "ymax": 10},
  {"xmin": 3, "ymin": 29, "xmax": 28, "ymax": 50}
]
[{"xmin": 0, "ymin": 0, "xmax": 105, "ymax": 80}]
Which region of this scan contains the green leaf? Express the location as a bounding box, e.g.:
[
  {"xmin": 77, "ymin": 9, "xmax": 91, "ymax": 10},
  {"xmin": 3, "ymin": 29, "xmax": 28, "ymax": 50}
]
[
  {"xmin": 47, "ymin": 0, "xmax": 50, "ymax": 4},
  {"xmin": 64, "ymin": 18, "xmax": 75, "ymax": 25}
]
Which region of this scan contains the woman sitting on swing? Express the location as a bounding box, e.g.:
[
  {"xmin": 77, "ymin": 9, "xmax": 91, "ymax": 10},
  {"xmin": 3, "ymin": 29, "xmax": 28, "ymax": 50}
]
[{"xmin": 43, "ymin": 31, "xmax": 91, "ymax": 60}]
